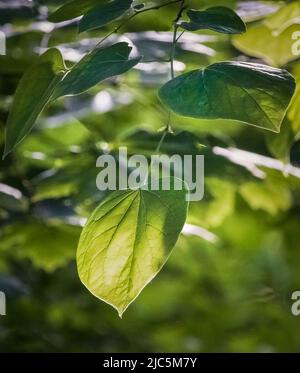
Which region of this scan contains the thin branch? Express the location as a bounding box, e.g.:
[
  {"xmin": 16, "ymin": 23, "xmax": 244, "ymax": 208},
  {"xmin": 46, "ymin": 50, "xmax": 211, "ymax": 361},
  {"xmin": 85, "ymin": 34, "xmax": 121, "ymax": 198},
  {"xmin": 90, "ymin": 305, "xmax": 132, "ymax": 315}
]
[
  {"xmin": 138, "ymin": 0, "xmax": 183, "ymax": 15},
  {"xmin": 176, "ymin": 30, "xmax": 185, "ymax": 43},
  {"xmin": 170, "ymin": 25, "xmax": 178, "ymax": 79},
  {"xmin": 141, "ymin": 59, "xmax": 171, "ymax": 63},
  {"xmin": 95, "ymin": 0, "xmax": 183, "ymax": 48},
  {"xmin": 155, "ymin": 130, "xmax": 168, "ymax": 154},
  {"xmin": 156, "ymin": 1, "xmax": 186, "ymax": 153}
]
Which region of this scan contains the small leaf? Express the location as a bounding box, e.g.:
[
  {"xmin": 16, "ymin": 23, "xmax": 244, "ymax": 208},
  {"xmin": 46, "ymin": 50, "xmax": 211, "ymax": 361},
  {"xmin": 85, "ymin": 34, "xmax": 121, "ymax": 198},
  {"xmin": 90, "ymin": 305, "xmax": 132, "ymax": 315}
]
[
  {"xmin": 159, "ymin": 61, "xmax": 296, "ymax": 133},
  {"xmin": 240, "ymin": 180, "xmax": 292, "ymax": 215},
  {"xmin": 3, "ymin": 49, "xmax": 66, "ymax": 158},
  {"xmin": 0, "ymin": 183, "xmax": 28, "ymax": 212},
  {"xmin": 77, "ymin": 178, "xmax": 188, "ymax": 316},
  {"xmin": 53, "ymin": 42, "xmax": 140, "ymax": 99},
  {"xmin": 264, "ymin": 1, "xmax": 300, "ymax": 35},
  {"xmin": 233, "ymin": 22, "xmax": 300, "ymax": 67},
  {"xmin": 180, "ymin": 6, "xmax": 246, "ymax": 34},
  {"xmin": 79, "ymin": 0, "xmax": 133, "ymax": 33},
  {"xmin": 1, "ymin": 221, "xmax": 81, "ymax": 272},
  {"xmin": 48, "ymin": 0, "xmax": 107, "ymax": 23}
]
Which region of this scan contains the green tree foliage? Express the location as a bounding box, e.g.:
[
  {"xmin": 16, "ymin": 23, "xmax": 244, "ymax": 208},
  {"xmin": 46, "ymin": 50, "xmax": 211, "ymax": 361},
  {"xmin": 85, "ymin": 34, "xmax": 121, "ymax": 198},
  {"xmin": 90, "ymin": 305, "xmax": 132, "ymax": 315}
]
[{"xmin": 1, "ymin": 0, "xmax": 300, "ymax": 352}]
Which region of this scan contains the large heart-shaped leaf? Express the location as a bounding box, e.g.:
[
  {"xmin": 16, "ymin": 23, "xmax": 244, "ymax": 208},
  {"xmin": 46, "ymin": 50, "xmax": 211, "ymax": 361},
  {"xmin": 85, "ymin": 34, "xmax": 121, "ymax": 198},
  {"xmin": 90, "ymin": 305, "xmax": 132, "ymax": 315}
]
[
  {"xmin": 79, "ymin": 0, "xmax": 133, "ymax": 33},
  {"xmin": 159, "ymin": 61, "xmax": 296, "ymax": 132},
  {"xmin": 77, "ymin": 179, "xmax": 188, "ymax": 316},
  {"xmin": 53, "ymin": 42, "xmax": 140, "ymax": 99},
  {"xmin": 3, "ymin": 49, "xmax": 66, "ymax": 158},
  {"xmin": 180, "ymin": 6, "xmax": 246, "ymax": 34},
  {"xmin": 48, "ymin": 0, "xmax": 107, "ymax": 23}
]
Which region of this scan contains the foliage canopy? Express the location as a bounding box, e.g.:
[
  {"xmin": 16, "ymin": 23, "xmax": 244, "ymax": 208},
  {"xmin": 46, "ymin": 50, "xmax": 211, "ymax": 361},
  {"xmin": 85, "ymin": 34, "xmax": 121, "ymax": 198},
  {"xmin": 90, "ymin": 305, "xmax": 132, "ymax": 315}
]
[{"xmin": 1, "ymin": 0, "xmax": 300, "ymax": 352}]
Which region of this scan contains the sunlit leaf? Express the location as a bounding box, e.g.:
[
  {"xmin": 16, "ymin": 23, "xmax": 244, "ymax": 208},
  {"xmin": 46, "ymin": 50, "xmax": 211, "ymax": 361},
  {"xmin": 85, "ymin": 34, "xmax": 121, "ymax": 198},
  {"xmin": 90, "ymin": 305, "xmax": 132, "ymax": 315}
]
[
  {"xmin": 240, "ymin": 180, "xmax": 292, "ymax": 215},
  {"xmin": 232, "ymin": 22, "xmax": 300, "ymax": 67},
  {"xmin": 180, "ymin": 6, "xmax": 246, "ymax": 34},
  {"xmin": 1, "ymin": 222, "xmax": 81, "ymax": 272},
  {"xmin": 3, "ymin": 49, "xmax": 66, "ymax": 158},
  {"xmin": 264, "ymin": 1, "xmax": 300, "ymax": 35},
  {"xmin": 53, "ymin": 43, "xmax": 140, "ymax": 99},
  {"xmin": 77, "ymin": 178, "xmax": 188, "ymax": 316},
  {"xmin": 205, "ymin": 178, "xmax": 236, "ymax": 227},
  {"xmin": 79, "ymin": 0, "xmax": 133, "ymax": 33},
  {"xmin": 159, "ymin": 61, "xmax": 296, "ymax": 132}
]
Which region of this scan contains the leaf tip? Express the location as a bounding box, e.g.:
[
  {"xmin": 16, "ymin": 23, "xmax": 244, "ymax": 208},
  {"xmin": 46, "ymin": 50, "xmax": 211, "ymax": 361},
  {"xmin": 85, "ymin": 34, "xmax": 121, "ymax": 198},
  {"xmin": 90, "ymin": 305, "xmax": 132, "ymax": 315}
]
[{"xmin": 117, "ymin": 309, "xmax": 124, "ymax": 319}]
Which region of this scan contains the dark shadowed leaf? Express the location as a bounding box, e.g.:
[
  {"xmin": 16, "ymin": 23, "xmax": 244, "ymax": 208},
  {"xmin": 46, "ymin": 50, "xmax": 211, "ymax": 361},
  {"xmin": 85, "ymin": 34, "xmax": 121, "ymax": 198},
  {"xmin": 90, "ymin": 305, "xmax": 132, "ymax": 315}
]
[
  {"xmin": 3, "ymin": 49, "xmax": 66, "ymax": 158},
  {"xmin": 48, "ymin": 0, "xmax": 107, "ymax": 23},
  {"xmin": 159, "ymin": 61, "xmax": 296, "ymax": 133},
  {"xmin": 53, "ymin": 42, "xmax": 140, "ymax": 98},
  {"xmin": 79, "ymin": 0, "xmax": 133, "ymax": 33},
  {"xmin": 77, "ymin": 178, "xmax": 188, "ymax": 316},
  {"xmin": 122, "ymin": 130, "xmax": 203, "ymax": 155},
  {"xmin": 0, "ymin": 183, "xmax": 28, "ymax": 212},
  {"xmin": 180, "ymin": 6, "xmax": 246, "ymax": 34}
]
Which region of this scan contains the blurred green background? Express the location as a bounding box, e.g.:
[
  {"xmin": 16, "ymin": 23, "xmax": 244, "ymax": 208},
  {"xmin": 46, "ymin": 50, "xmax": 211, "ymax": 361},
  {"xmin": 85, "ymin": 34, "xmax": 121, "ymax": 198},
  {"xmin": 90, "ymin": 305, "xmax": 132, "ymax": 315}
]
[{"xmin": 1, "ymin": 0, "xmax": 300, "ymax": 352}]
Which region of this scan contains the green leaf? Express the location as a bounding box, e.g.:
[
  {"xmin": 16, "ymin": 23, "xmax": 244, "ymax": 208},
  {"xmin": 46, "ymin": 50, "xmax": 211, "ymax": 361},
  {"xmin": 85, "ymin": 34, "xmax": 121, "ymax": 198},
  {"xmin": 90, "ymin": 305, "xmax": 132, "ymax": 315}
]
[
  {"xmin": 3, "ymin": 49, "xmax": 66, "ymax": 158},
  {"xmin": 180, "ymin": 6, "xmax": 246, "ymax": 34},
  {"xmin": 159, "ymin": 61, "xmax": 296, "ymax": 133},
  {"xmin": 1, "ymin": 221, "xmax": 81, "ymax": 272},
  {"xmin": 53, "ymin": 43, "xmax": 140, "ymax": 99},
  {"xmin": 205, "ymin": 178, "xmax": 236, "ymax": 227},
  {"xmin": 79, "ymin": 0, "xmax": 133, "ymax": 33},
  {"xmin": 264, "ymin": 1, "xmax": 300, "ymax": 35},
  {"xmin": 232, "ymin": 22, "xmax": 300, "ymax": 67},
  {"xmin": 265, "ymin": 118, "xmax": 295, "ymax": 163},
  {"xmin": 48, "ymin": 0, "xmax": 107, "ymax": 23},
  {"xmin": 77, "ymin": 178, "xmax": 188, "ymax": 316},
  {"xmin": 122, "ymin": 130, "xmax": 202, "ymax": 156},
  {"xmin": 0, "ymin": 183, "xmax": 28, "ymax": 213},
  {"xmin": 240, "ymin": 180, "xmax": 292, "ymax": 216},
  {"xmin": 288, "ymin": 63, "xmax": 300, "ymax": 133}
]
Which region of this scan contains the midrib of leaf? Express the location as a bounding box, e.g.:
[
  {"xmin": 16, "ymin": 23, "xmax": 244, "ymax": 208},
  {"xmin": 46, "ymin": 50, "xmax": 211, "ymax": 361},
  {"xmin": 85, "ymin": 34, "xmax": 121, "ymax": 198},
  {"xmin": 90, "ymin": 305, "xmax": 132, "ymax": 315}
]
[
  {"xmin": 53, "ymin": 56, "xmax": 138, "ymax": 98},
  {"xmin": 86, "ymin": 192, "xmax": 138, "ymax": 287},
  {"xmin": 123, "ymin": 190, "xmax": 143, "ymax": 310},
  {"xmin": 79, "ymin": 191, "xmax": 136, "ymax": 280}
]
